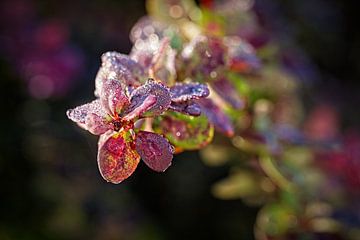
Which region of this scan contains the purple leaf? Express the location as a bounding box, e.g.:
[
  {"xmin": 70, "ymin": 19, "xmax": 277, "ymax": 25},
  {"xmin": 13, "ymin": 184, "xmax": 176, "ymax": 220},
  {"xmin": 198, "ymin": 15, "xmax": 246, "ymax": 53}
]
[
  {"xmin": 122, "ymin": 95, "xmax": 157, "ymax": 121},
  {"xmin": 211, "ymin": 77, "xmax": 244, "ymax": 109},
  {"xmin": 169, "ymin": 101, "xmax": 202, "ymax": 116},
  {"xmin": 98, "ymin": 131, "xmax": 140, "ymax": 184},
  {"xmin": 198, "ymin": 99, "xmax": 234, "ymax": 137},
  {"xmin": 170, "ymin": 82, "xmax": 209, "ymax": 103},
  {"xmin": 123, "ymin": 79, "xmax": 171, "ymax": 118},
  {"xmin": 66, "ymin": 100, "xmax": 111, "ymax": 135},
  {"xmin": 135, "ymin": 131, "xmax": 174, "ymax": 172},
  {"xmin": 224, "ymin": 36, "xmax": 261, "ymax": 73},
  {"xmin": 95, "ymin": 52, "xmax": 145, "ymax": 97}
]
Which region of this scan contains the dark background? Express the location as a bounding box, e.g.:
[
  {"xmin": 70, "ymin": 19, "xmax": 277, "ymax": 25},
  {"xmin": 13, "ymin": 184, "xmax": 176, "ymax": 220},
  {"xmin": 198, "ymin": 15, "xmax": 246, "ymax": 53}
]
[{"xmin": 0, "ymin": 0, "xmax": 359, "ymax": 239}]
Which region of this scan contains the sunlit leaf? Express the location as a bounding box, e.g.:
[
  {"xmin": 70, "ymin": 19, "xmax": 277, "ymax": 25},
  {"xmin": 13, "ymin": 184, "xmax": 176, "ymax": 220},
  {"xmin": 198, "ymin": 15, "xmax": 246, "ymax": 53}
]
[
  {"xmin": 197, "ymin": 98, "xmax": 234, "ymax": 136},
  {"xmin": 97, "ymin": 131, "xmax": 140, "ymax": 184},
  {"xmin": 122, "ymin": 95, "xmax": 157, "ymax": 121},
  {"xmin": 135, "ymin": 131, "xmax": 174, "ymax": 172},
  {"xmin": 100, "ymin": 79, "xmax": 129, "ymax": 115},
  {"xmin": 66, "ymin": 100, "xmax": 111, "ymax": 135},
  {"xmin": 153, "ymin": 112, "xmax": 214, "ymax": 150},
  {"xmin": 170, "ymin": 82, "xmax": 209, "ymax": 102},
  {"xmin": 123, "ymin": 79, "xmax": 171, "ymax": 118},
  {"xmin": 95, "ymin": 52, "xmax": 145, "ymax": 97}
]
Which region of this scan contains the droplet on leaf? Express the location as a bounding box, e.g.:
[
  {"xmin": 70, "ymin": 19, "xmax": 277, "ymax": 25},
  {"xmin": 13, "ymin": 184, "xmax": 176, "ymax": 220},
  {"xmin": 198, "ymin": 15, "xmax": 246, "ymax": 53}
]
[
  {"xmin": 66, "ymin": 99, "xmax": 111, "ymax": 135},
  {"xmin": 170, "ymin": 82, "xmax": 209, "ymax": 102},
  {"xmin": 124, "ymin": 79, "xmax": 171, "ymax": 118},
  {"xmin": 169, "ymin": 101, "xmax": 202, "ymax": 116},
  {"xmin": 135, "ymin": 131, "xmax": 174, "ymax": 172}
]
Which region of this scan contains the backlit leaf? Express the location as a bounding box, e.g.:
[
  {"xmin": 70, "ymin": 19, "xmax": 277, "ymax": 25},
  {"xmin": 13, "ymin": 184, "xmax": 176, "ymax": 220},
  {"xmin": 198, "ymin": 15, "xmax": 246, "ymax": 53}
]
[
  {"xmin": 66, "ymin": 100, "xmax": 111, "ymax": 135},
  {"xmin": 211, "ymin": 77, "xmax": 244, "ymax": 109}
]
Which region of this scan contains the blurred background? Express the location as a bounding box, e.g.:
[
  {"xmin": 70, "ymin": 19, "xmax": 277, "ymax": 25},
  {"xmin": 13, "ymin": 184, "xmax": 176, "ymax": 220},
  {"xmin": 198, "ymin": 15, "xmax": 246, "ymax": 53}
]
[{"xmin": 0, "ymin": 0, "xmax": 359, "ymax": 239}]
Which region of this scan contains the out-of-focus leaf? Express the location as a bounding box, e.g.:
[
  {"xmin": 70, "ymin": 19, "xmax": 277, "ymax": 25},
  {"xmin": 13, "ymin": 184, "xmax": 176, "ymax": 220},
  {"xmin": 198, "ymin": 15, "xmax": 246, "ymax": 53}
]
[
  {"xmin": 180, "ymin": 36, "xmax": 226, "ymax": 82},
  {"xmin": 153, "ymin": 112, "xmax": 214, "ymax": 151},
  {"xmin": 197, "ymin": 98, "xmax": 234, "ymax": 136},
  {"xmin": 135, "ymin": 131, "xmax": 174, "ymax": 172},
  {"xmin": 147, "ymin": 0, "xmax": 201, "ymax": 23},
  {"xmin": 170, "ymin": 82, "xmax": 209, "ymax": 102},
  {"xmin": 212, "ymin": 170, "xmax": 275, "ymax": 205},
  {"xmin": 224, "ymin": 36, "xmax": 261, "ymax": 73},
  {"xmin": 211, "ymin": 77, "xmax": 244, "ymax": 109},
  {"xmin": 66, "ymin": 100, "xmax": 111, "ymax": 135},
  {"xmin": 97, "ymin": 131, "xmax": 140, "ymax": 184}
]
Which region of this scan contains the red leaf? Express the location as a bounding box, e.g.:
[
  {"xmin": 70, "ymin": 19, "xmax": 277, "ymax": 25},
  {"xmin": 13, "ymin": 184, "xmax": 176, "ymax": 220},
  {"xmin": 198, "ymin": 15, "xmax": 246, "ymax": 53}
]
[{"xmin": 98, "ymin": 131, "xmax": 140, "ymax": 183}]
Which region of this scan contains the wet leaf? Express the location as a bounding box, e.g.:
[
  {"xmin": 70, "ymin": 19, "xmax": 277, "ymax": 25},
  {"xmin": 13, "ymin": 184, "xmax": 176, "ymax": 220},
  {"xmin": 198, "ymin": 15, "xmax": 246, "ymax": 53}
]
[
  {"xmin": 124, "ymin": 79, "xmax": 171, "ymax": 118},
  {"xmin": 135, "ymin": 131, "xmax": 174, "ymax": 172},
  {"xmin": 170, "ymin": 82, "xmax": 209, "ymax": 102},
  {"xmin": 95, "ymin": 52, "xmax": 145, "ymax": 97},
  {"xmin": 66, "ymin": 100, "xmax": 111, "ymax": 135},
  {"xmin": 169, "ymin": 101, "xmax": 202, "ymax": 116},
  {"xmin": 153, "ymin": 112, "xmax": 214, "ymax": 150},
  {"xmin": 97, "ymin": 131, "xmax": 140, "ymax": 184},
  {"xmin": 100, "ymin": 78, "xmax": 129, "ymax": 115}
]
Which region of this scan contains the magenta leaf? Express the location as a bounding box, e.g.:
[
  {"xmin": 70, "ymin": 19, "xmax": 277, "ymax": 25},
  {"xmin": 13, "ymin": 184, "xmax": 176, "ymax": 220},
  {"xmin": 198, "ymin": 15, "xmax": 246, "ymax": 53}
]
[
  {"xmin": 122, "ymin": 95, "xmax": 157, "ymax": 121},
  {"xmin": 100, "ymin": 78, "xmax": 129, "ymax": 115},
  {"xmin": 135, "ymin": 131, "xmax": 174, "ymax": 172},
  {"xmin": 123, "ymin": 79, "xmax": 171, "ymax": 118},
  {"xmin": 211, "ymin": 77, "xmax": 244, "ymax": 109},
  {"xmin": 169, "ymin": 101, "xmax": 202, "ymax": 116},
  {"xmin": 170, "ymin": 82, "xmax": 209, "ymax": 103},
  {"xmin": 198, "ymin": 99, "xmax": 234, "ymax": 137},
  {"xmin": 98, "ymin": 131, "xmax": 140, "ymax": 184},
  {"xmin": 66, "ymin": 100, "xmax": 111, "ymax": 135}
]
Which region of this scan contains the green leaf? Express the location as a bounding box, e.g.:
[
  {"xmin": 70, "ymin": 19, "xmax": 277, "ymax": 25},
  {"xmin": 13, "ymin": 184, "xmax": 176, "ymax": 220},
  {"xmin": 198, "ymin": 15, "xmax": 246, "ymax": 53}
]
[{"xmin": 153, "ymin": 112, "xmax": 214, "ymax": 151}]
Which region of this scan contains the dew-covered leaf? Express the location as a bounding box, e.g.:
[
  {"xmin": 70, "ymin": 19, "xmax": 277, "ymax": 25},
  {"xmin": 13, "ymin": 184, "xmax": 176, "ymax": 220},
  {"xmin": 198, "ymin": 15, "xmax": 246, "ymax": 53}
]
[
  {"xmin": 170, "ymin": 82, "xmax": 209, "ymax": 102},
  {"xmin": 95, "ymin": 52, "xmax": 145, "ymax": 97},
  {"xmin": 211, "ymin": 77, "xmax": 244, "ymax": 109},
  {"xmin": 97, "ymin": 131, "xmax": 140, "ymax": 184},
  {"xmin": 123, "ymin": 79, "xmax": 171, "ymax": 118},
  {"xmin": 135, "ymin": 131, "xmax": 174, "ymax": 172},
  {"xmin": 66, "ymin": 100, "xmax": 111, "ymax": 135},
  {"xmin": 169, "ymin": 101, "xmax": 202, "ymax": 116},
  {"xmin": 224, "ymin": 36, "xmax": 261, "ymax": 74},
  {"xmin": 153, "ymin": 112, "xmax": 214, "ymax": 151},
  {"xmin": 122, "ymin": 95, "xmax": 157, "ymax": 121},
  {"xmin": 198, "ymin": 98, "xmax": 234, "ymax": 137},
  {"xmin": 100, "ymin": 78, "xmax": 129, "ymax": 115}
]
